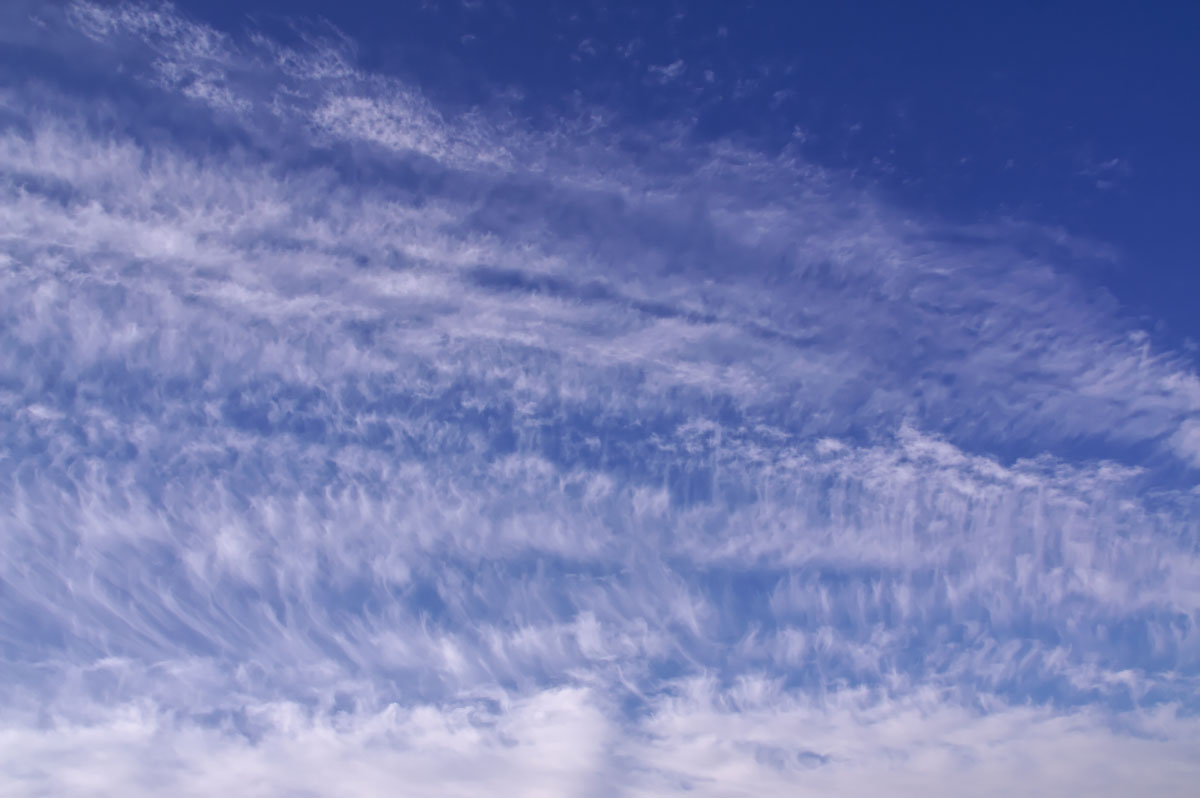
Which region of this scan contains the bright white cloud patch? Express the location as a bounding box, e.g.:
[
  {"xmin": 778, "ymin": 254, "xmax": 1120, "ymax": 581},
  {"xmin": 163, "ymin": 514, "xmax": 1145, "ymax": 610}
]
[{"xmin": 1, "ymin": 3, "xmax": 1198, "ymax": 795}]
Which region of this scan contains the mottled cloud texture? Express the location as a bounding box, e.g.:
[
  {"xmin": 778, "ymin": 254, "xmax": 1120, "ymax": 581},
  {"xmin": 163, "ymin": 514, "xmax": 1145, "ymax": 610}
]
[{"xmin": 1, "ymin": 4, "xmax": 1198, "ymax": 796}]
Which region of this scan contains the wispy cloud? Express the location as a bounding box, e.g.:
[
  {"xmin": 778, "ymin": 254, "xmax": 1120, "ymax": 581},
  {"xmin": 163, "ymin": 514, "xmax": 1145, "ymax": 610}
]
[{"xmin": 1, "ymin": 2, "xmax": 1197, "ymax": 795}]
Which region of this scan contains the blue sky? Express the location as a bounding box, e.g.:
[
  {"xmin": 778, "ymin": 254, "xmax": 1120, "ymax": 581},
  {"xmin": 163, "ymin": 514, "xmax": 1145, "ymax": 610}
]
[{"xmin": 1, "ymin": 2, "xmax": 1199, "ymax": 795}]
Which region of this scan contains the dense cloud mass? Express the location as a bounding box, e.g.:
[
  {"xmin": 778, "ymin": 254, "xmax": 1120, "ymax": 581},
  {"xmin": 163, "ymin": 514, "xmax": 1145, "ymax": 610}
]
[{"xmin": 1, "ymin": 3, "xmax": 1198, "ymax": 796}]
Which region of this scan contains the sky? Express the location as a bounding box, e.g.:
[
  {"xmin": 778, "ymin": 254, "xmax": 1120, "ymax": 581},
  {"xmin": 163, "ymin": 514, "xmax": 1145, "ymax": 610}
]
[{"xmin": 1, "ymin": 2, "xmax": 1199, "ymax": 796}]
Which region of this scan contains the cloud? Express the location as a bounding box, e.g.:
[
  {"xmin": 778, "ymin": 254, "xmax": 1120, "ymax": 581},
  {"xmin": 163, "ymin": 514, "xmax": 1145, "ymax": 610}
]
[
  {"xmin": 649, "ymin": 59, "xmax": 686, "ymax": 83},
  {"xmin": 0, "ymin": 2, "xmax": 1198, "ymax": 794},
  {"xmin": 0, "ymin": 688, "xmax": 616, "ymax": 798},
  {"xmin": 3, "ymin": 686, "xmax": 1199, "ymax": 797}
]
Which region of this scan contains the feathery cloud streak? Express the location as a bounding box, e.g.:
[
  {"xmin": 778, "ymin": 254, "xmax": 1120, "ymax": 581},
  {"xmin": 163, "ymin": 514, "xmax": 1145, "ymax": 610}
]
[{"xmin": 1, "ymin": 3, "xmax": 1198, "ymax": 795}]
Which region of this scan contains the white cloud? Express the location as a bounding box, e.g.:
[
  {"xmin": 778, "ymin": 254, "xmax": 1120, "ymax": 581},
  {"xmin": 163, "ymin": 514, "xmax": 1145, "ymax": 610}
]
[
  {"xmin": 2, "ymin": 686, "xmax": 1198, "ymax": 797},
  {"xmin": 0, "ymin": 3, "xmax": 1198, "ymax": 795},
  {"xmin": 649, "ymin": 59, "xmax": 686, "ymax": 83}
]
